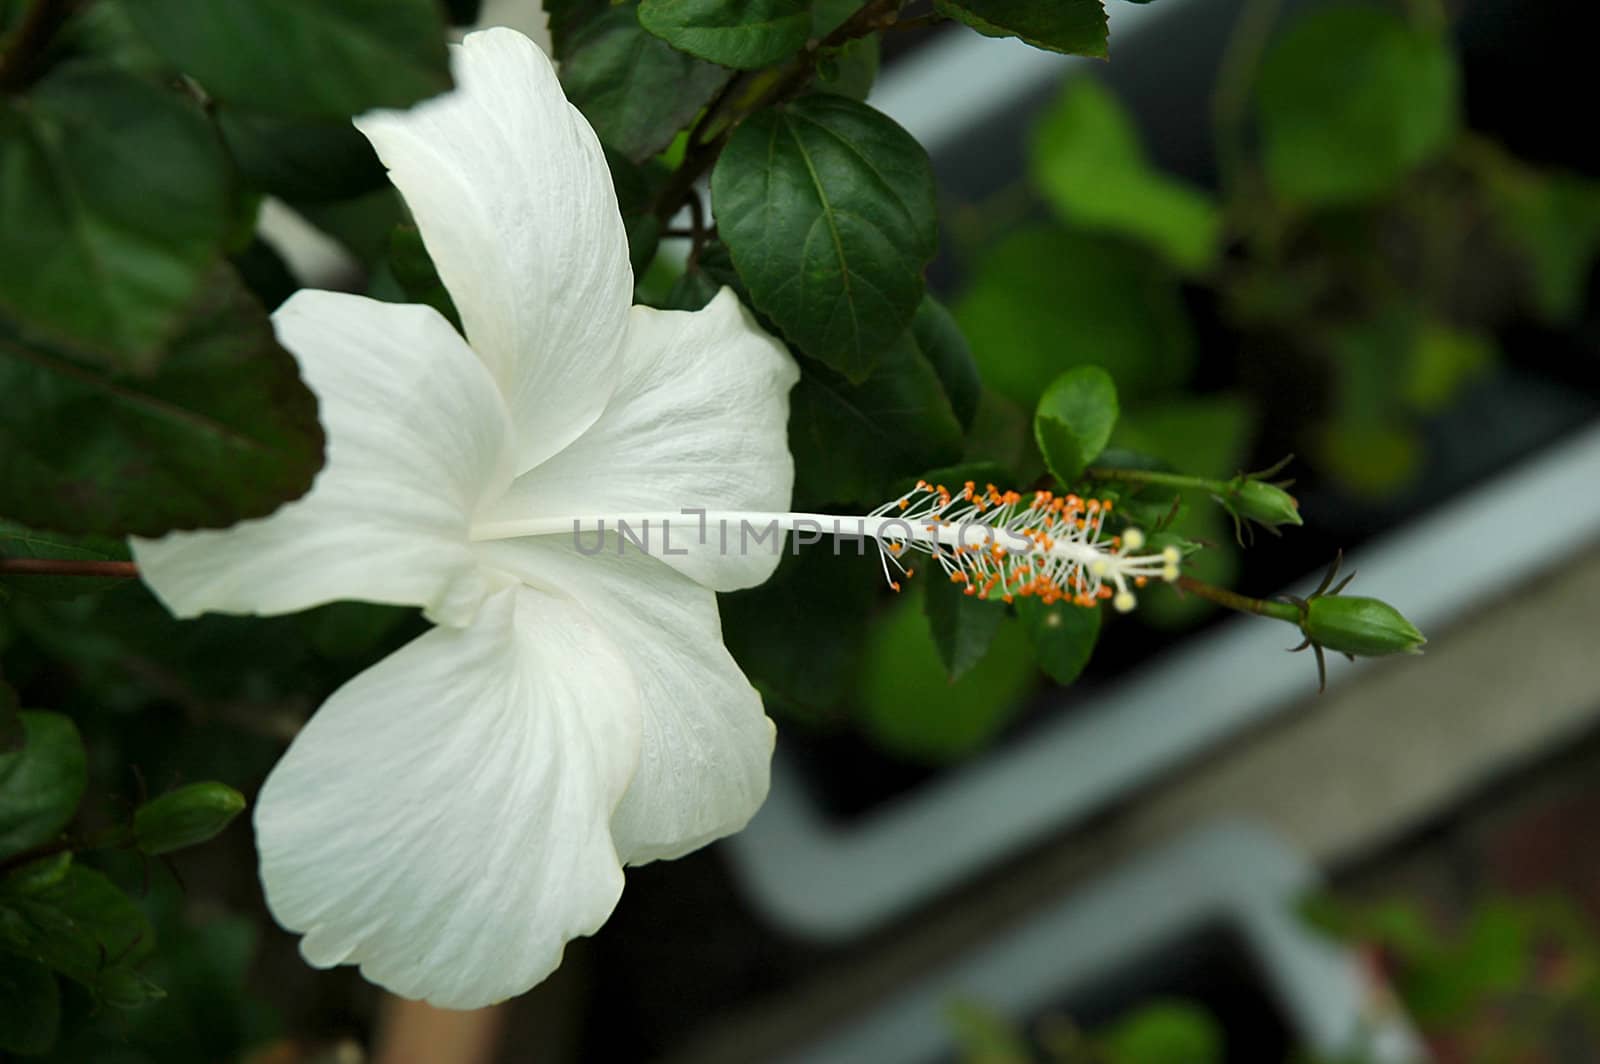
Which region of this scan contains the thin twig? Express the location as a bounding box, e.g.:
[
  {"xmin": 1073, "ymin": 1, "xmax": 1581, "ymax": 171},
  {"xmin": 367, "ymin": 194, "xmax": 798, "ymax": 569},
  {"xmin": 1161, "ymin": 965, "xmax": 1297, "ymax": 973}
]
[{"xmin": 0, "ymin": 558, "xmax": 139, "ymax": 578}]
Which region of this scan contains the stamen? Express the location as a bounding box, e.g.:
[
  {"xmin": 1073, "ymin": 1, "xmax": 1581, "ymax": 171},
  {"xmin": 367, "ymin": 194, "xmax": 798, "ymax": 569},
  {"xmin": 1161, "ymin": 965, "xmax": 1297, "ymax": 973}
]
[{"xmin": 861, "ymin": 483, "xmax": 1181, "ymax": 611}]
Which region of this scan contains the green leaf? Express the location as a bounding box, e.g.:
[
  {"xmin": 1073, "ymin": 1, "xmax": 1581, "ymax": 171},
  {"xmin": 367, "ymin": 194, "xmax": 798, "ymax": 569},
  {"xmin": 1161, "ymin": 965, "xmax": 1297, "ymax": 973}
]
[
  {"xmin": 607, "ymin": 149, "xmax": 669, "ymax": 277},
  {"xmin": 858, "ymin": 585, "xmax": 1037, "ymax": 764},
  {"xmin": 0, "ymin": 712, "xmax": 86, "ymax": 862},
  {"xmin": 955, "ymin": 227, "xmax": 1194, "ymax": 409},
  {"xmin": 790, "ymin": 329, "xmax": 965, "ymax": 508},
  {"xmin": 0, "ymin": 265, "xmax": 325, "ymax": 537},
  {"xmin": 0, "ymin": 521, "xmax": 132, "ymax": 600},
  {"xmin": 561, "ymin": 5, "xmax": 731, "ymax": 162},
  {"xmin": 0, "ymin": 862, "xmax": 155, "ymax": 996},
  {"xmin": 713, "ymin": 95, "xmax": 938, "ymax": 380},
  {"xmin": 133, "ymin": 783, "xmax": 246, "ymax": 856},
  {"xmin": 218, "ymin": 109, "xmax": 388, "ymax": 203},
  {"xmin": 924, "ymin": 576, "xmax": 1006, "ymax": 682},
  {"xmin": 912, "ymin": 297, "xmax": 981, "ymax": 431},
  {"xmin": 1112, "ymin": 397, "xmax": 1251, "ymax": 628},
  {"xmin": 1257, "ymin": 5, "xmax": 1458, "ymax": 206},
  {"xmin": 1477, "ymin": 149, "xmax": 1600, "ymax": 324},
  {"xmin": 1097, "ymin": 1000, "xmax": 1223, "ymax": 1064},
  {"xmin": 1031, "ymin": 78, "xmax": 1219, "ymax": 271},
  {"xmin": 386, "ymin": 224, "xmax": 460, "ymax": 327},
  {"xmin": 933, "ymin": 0, "xmax": 1109, "ymax": 58},
  {"xmin": 812, "ymin": 36, "xmax": 880, "ymax": 102},
  {"xmin": 0, "ymin": 674, "xmax": 18, "ymax": 753},
  {"xmin": 720, "ymin": 548, "xmax": 878, "ymax": 717},
  {"xmin": 1016, "ymin": 596, "xmax": 1101, "ymax": 685},
  {"xmin": 0, "ymin": 954, "xmax": 59, "ymax": 1055},
  {"xmin": 638, "ymin": 0, "xmax": 810, "ymax": 70},
  {"xmin": 0, "ymin": 66, "xmax": 231, "ymax": 371},
  {"xmin": 1035, "ymin": 366, "xmax": 1119, "ymax": 482},
  {"xmin": 123, "ymin": 0, "xmax": 452, "ymax": 119}
]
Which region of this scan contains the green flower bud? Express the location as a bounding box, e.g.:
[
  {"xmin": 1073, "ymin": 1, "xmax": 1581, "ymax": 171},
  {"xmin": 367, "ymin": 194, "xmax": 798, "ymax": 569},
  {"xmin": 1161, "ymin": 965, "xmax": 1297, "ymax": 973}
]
[
  {"xmin": 1224, "ymin": 478, "xmax": 1303, "ymax": 531},
  {"xmin": 133, "ymin": 782, "xmax": 245, "ymax": 856},
  {"xmin": 1303, "ymin": 595, "xmax": 1426, "ymax": 658}
]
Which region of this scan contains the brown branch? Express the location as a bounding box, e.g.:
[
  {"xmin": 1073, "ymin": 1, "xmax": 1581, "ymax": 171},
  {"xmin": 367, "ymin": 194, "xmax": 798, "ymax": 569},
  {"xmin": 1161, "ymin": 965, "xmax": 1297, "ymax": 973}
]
[
  {"xmin": 0, "ymin": 0, "xmax": 83, "ymax": 92},
  {"xmin": 651, "ymin": 0, "xmax": 907, "ymax": 220},
  {"xmin": 0, "ymin": 558, "xmax": 139, "ymax": 578}
]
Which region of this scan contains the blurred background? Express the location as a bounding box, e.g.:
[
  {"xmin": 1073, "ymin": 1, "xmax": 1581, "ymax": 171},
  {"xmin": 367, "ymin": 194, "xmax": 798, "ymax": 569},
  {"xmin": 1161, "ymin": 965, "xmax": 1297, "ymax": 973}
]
[{"xmin": 5, "ymin": 0, "xmax": 1600, "ymax": 1060}]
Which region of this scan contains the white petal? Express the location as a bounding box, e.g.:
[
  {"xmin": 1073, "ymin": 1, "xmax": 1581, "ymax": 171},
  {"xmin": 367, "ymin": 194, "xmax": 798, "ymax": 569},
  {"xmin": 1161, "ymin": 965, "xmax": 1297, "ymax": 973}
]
[
  {"xmin": 356, "ymin": 28, "xmax": 632, "ymax": 473},
  {"xmin": 479, "ymin": 537, "xmax": 775, "ymax": 864},
  {"xmin": 482, "ymin": 288, "xmax": 800, "ymax": 591},
  {"xmin": 131, "ymin": 292, "xmax": 514, "ymax": 627},
  {"xmin": 256, "ymin": 586, "xmax": 642, "ymax": 1009}
]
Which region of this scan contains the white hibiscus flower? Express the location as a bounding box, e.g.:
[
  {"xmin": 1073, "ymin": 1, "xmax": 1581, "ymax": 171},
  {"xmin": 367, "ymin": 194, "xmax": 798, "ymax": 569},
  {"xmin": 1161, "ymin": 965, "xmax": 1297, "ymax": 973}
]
[{"xmin": 132, "ymin": 27, "xmax": 797, "ymax": 1009}]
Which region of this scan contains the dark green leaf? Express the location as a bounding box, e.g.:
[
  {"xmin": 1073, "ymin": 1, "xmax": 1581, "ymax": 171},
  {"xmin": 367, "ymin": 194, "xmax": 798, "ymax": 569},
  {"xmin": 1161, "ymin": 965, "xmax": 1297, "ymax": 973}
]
[
  {"xmin": 954, "ymin": 227, "xmax": 1193, "ymax": 408},
  {"xmin": 858, "ymin": 585, "xmax": 1037, "ymax": 764},
  {"xmin": 0, "ymin": 954, "xmax": 59, "ymax": 1055},
  {"xmin": 811, "ymin": 36, "xmax": 880, "ymax": 101},
  {"xmin": 0, "ymin": 265, "xmax": 325, "ymax": 537},
  {"xmin": 1257, "ymin": 5, "xmax": 1458, "ymax": 206},
  {"xmin": 0, "ymin": 712, "xmax": 86, "ymax": 862},
  {"xmin": 1035, "ymin": 366, "xmax": 1118, "ymax": 483},
  {"xmin": 607, "ymin": 149, "xmax": 669, "ymax": 276},
  {"xmin": 933, "ymin": 0, "xmax": 1108, "ymax": 58},
  {"xmin": 0, "ymin": 66, "xmax": 231, "ymax": 370},
  {"xmin": 123, "ymin": 0, "xmax": 452, "ymax": 119},
  {"xmin": 561, "ymin": 6, "xmax": 730, "ymax": 162},
  {"xmin": 924, "ymin": 576, "xmax": 1006, "ymax": 681},
  {"xmin": 0, "ymin": 521, "xmax": 132, "ymax": 600},
  {"xmin": 0, "ymin": 862, "xmax": 155, "ymax": 995},
  {"xmin": 713, "ymin": 95, "xmax": 938, "ymax": 380},
  {"xmin": 0, "ymin": 673, "xmax": 18, "ymax": 752},
  {"xmin": 720, "ymin": 548, "xmax": 878, "ymax": 717},
  {"xmin": 218, "ymin": 109, "xmax": 387, "ymax": 203},
  {"xmin": 638, "ymin": 0, "xmax": 810, "ymax": 70},
  {"xmin": 790, "ymin": 332, "xmax": 964, "ymax": 508},
  {"xmin": 912, "ymin": 297, "xmax": 981, "ymax": 430},
  {"xmin": 1016, "ymin": 596, "xmax": 1101, "ymax": 685},
  {"xmin": 387, "ymin": 224, "xmax": 459, "ymax": 327},
  {"xmin": 1032, "ymin": 78, "xmax": 1219, "ymax": 271},
  {"xmin": 133, "ymin": 783, "xmax": 246, "ymax": 856}
]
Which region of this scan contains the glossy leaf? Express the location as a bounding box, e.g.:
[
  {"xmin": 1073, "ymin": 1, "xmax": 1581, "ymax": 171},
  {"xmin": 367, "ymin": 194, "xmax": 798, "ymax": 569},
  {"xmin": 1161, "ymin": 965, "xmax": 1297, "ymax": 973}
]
[
  {"xmin": 1257, "ymin": 5, "xmax": 1458, "ymax": 206},
  {"xmin": 0, "ymin": 266, "xmax": 325, "ymax": 537},
  {"xmin": 1032, "ymin": 78, "xmax": 1219, "ymax": 271},
  {"xmin": 713, "ymin": 95, "xmax": 938, "ymax": 380},
  {"xmin": 0, "ymin": 66, "xmax": 230, "ymax": 371},
  {"xmin": 561, "ymin": 5, "xmax": 730, "ymax": 162},
  {"xmin": 933, "ymin": 0, "xmax": 1109, "ymax": 58},
  {"xmin": 638, "ymin": 0, "xmax": 810, "ymax": 70},
  {"xmin": 1034, "ymin": 366, "xmax": 1119, "ymax": 483},
  {"xmin": 123, "ymin": 0, "xmax": 452, "ymax": 119},
  {"xmin": 0, "ymin": 712, "xmax": 86, "ymax": 862}
]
